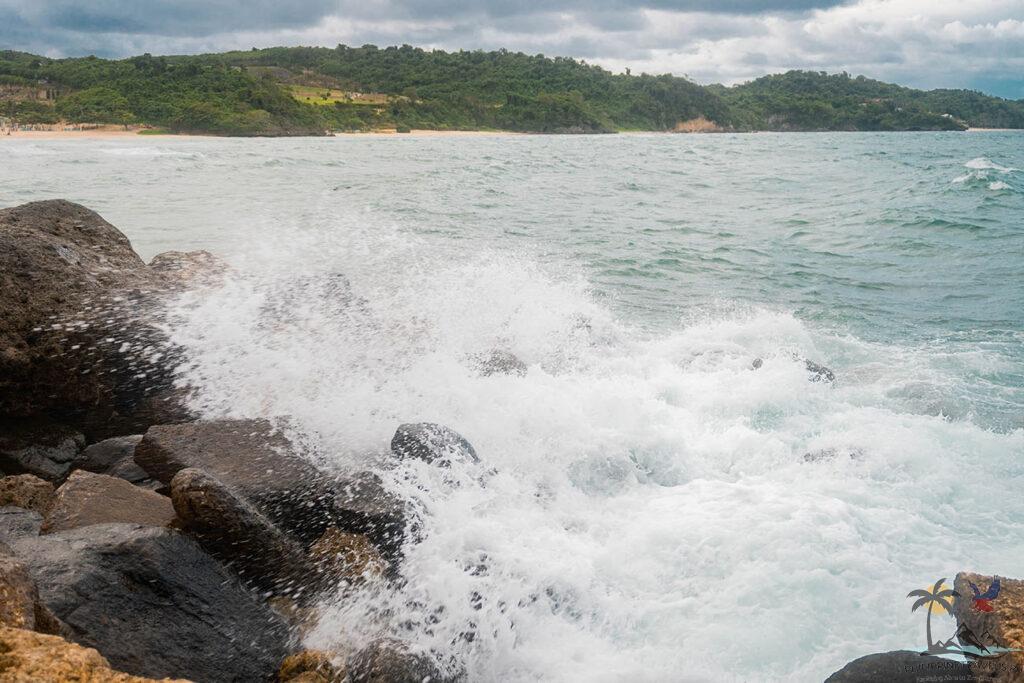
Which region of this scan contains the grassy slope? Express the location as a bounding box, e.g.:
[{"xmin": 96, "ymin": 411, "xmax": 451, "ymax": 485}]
[{"xmin": 1, "ymin": 46, "xmax": 1022, "ymax": 135}]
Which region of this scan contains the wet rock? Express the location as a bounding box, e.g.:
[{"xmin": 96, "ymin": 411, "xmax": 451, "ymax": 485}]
[
  {"xmin": 475, "ymin": 350, "xmax": 528, "ymax": 377},
  {"xmin": 346, "ymin": 639, "xmax": 451, "ymax": 683},
  {"xmin": 804, "ymin": 358, "xmax": 836, "ymax": 383},
  {"xmin": 74, "ymin": 434, "xmax": 143, "ymax": 473},
  {"xmin": 751, "ymin": 357, "xmax": 764, "ymax": 369},
  {"xmin": 391, "ymin": 423, "xmax": 479, "ymax": 466},
  {"xmin": 824, "ymin": 650, "xmax": 973, "ymax": 682},
  {"xmin": 12, "ymin": 522, "xmax": 290, "ymax": 682},
  {"xmin": 0, "ymin": 626, "xmax": 189, "ymax": 682},
  {"xmin": 0, "ymin": 200, "xmax": 187, "ymax": 439},
  {"xmin": 170, "ymin": 467, "xmax": 313, "ymax": 595},
  {"xmin": 802, "ymin": 447, "xmax": 864, "ymax": 463},
  {"xmin": 148, "ymin": 250, "xmax": 228, "ymax": 288},
  {"xmin": 135, "ymin": 420, "xmax": 336, "ymax": 543},
  {"xmin": 279, "ymin": 650, "xmax": 345, "ymax": 682},
  {"xmin": 309, "ymin": 527, "xmax": 387, "ymax": 587},
  {"xmin": 332, "ymin": 471, "xmax": 408, "ymax": 557},
  {"xmin": 0, "ymin": 474, "xmax": 55, "ymax": 512},
  {"xmin": 42, "ymin": 470, "xmax": 176, "ymax": 534},
  {"xmin": 0, "ymin": 418, "xmax": 84, "ymax": 481},
  {"xmin": 953, "ymin": 573, "xmax": 1024, "ymax": 682},
  {"xmin": 0, "ymin": 506, "xmax": 42, "ymax": 544}
]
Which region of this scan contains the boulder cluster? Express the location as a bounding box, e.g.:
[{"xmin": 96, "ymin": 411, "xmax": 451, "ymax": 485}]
[{"xmin": 0, "ymin": 201, "xmax": 475, "ymax": 682}]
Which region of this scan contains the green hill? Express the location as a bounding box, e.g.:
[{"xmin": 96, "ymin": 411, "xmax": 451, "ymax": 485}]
[{"xmin": 1, "ymin": 46, "xmax": 1022, "ymax": 135}]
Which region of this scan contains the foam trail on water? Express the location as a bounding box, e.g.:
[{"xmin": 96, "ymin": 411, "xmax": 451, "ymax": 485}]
[{"xmin": 163, "ymin": 208, "xmax": 1024, "ymax": 682}]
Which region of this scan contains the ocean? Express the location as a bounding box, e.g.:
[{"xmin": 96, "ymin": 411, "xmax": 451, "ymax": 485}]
[{"xmin": 3, "ymin": 131, "xmax": 1023, "ymax": 681}]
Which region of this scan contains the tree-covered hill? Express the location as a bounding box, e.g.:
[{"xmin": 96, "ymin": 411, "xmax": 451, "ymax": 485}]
[{"xmin": 1, "ymin": 46, "xmax": 1022, "ymax": 135}]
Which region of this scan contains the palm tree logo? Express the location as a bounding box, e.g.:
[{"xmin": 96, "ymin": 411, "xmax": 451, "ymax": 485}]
[{"xmin": 907, "ymin": 578, "xmax": 960, "ymax": 654}]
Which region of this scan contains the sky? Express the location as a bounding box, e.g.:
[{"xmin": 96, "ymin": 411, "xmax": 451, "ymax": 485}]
[{"xmin": 1, "ymin": 0, "xmax": 1022, "ymax": 98}]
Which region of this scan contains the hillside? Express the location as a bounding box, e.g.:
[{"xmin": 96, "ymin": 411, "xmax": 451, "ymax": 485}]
[{"xmin": 1, "ymin": 46, "xmax": 1022, "ymax": 135}]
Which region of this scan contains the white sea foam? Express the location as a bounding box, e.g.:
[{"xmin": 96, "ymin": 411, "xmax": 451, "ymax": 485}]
[
  {"xmin": 162, "ymin": 210, "xmax": 1024, "ymax": 682},
  {"xmin": 964, "ymin": 157, "xmax": 1015, "ymax": 173}
]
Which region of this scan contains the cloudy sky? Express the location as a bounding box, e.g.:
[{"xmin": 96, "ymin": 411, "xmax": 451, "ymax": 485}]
[{"xmin": 1, "ymin": 0, "xmax": 1022, "ymax": 97}]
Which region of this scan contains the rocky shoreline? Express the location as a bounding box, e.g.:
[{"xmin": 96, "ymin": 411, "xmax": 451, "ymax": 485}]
[{"xmin": 0, "ymin": 199, "xmax": 1020, "ymax": 682}]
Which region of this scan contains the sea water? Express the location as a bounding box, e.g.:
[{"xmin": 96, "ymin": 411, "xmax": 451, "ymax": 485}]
[{"xmin": 2, "ymin": 131, "xmax": 1023, "ymax": 681}]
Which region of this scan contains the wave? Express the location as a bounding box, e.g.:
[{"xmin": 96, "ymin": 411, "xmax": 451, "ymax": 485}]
[
  {"xmin": 160, "ymin": 208, "xmax": 1024, "ymax": 681},
  {"xmin": 953, "ymin": 157, "xmax": 1018, "ymax": 192}
]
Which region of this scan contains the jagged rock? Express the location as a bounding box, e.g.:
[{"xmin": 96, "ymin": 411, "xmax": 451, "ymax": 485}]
[
  {"xmin": 309, "ymin": 527, "xmax": 386, "ymax": 586},
  {"xmin": 0, "ymin": 474, "xmax": 55, "ymax": 512},
  {"xmin": 12, "ymin": 523, "xmax": 290, "ymax": 682},
  {"xmin": 805, "ymin": 359, "xmax": 836, "ymax": 383},
  {"xmin": 135, "ymin": 420, "xmax": 336, "ymax": 543},
  {"xmin": 0, "ymin": 626, "xmax": 190, "ymax": 682},
  {"xmin": 0, "ymin": 418, "xmax": 84, "ymax": 481},
  {"xmin": 279, "ymin": 650, "xmax": 345, "ymax": 682},
  {"xmin": 74, "ymin": 434, "xmax": 143, "ymax": 473},
  {"xmin": 953, "ymin": 573, "xmax": 1024, "ymax": 682},
  {"xmin": 332, "ymin": 471, "xmax": 408, "ymax": 557},
  {"xmin": 0, "ymin": 552, "xmax": 38, "ymax": 629},
  {"xmin": 0, "ymin": 200, "xmax": 188, "ymax": 439},
  {"xmin": 346, "ymin": 639, "xmax": 450, "ymax": 683},
  {"xmin": 41, "ymin": 470, "xmax": 175, "ymax": 534},
  {"xmin": 475, "ymin": 350, "xmax": 527, "ymax": 377},
  {"xmin": 391, "ymin": 423, "xmax": 479, "ymax": 466},
  {"xmin": 824, "ymin": 650, "xmax": 973, "ymax": 682},
  {"xmin": 170, "ymin": 467, "xmax": 313, "ymax": 596},
  {"xmin": 0, "ymin": 507, "xmax": 42, "ymax": 545}
]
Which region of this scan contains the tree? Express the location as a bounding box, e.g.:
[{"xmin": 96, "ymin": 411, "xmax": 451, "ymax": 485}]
[{"xmin": 908, "ymin": 579, "xmax": 959, "ymax": 652}]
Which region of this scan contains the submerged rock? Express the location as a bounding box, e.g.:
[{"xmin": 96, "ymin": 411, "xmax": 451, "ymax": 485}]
[
  {"xmin": 41, "ymin": 470, "xmax": 176, "ymax": 534},
  {"xmin": 0, "ymin": 200, "xmax": 188, "ymax": 439},
  {"xmin": 135, "ymin": 420, "xmax": 336, "ymax": 543},
  {"xmin": 804, "ymin": 358, "xmax": 836, "ymax": 383},
  {"xmin": 474, "ymin": 350, "xmax": 528, "ymax": 377},
  {"xmin": 0, "ymin": 474, "xmax": 55, "ymax": 512},
  {"xmin": 309, "ymin": 527, "xmax": 387, "ymax": 586},
  {"xmin": 824, "ymin": 650, "xmax": 973, "ymax": 682},
  {"xmin": 0, "ymin": 626, "xmax": 189, "ymax": 682},
  {"xmin": 346, "ymin": 639, "xmax": 451, "ymax": 683},
  {"xmin": 0, "ymin": 418, "xmax": 84, "ymax": 481},
  {"xmin": 148, "ymin": 249, "xmax": 228, "ymax": 288},
  {"xmin": 331, "ymin": 471, "xmax": 408, "ymax": 557},
  {"xmin": 170, "ymin": 467, "xmax": 313, "ymax": 596},
  {"xmin": 391, "ymin": 423, "xmax": 479, "ymax": 466},
  {"xmin": 12, "ymin": 523, "xmax": 290, "ymax": 682}
]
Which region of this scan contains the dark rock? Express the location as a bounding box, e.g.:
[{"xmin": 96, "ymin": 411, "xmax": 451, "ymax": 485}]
[
  {"xmin": 0, "ymin": 506, "xmax": 42, "ymax": 544},
  {"xmin": 0, "ymin": 200, "xmax": 188, "ymax": 439},
  {"xmin": 751, "ymin": 357, "xmax": 764, "ymax": 369},
  {"xmin": 41, "ymin": 470, "xmax": 176, "ymax": 534},
  {"xmin": 824, "ymin": 650, "xmax": 973, "ymax": 682},
  {"xmin": 475, "ymin": 350, "xmax": 527, "ymax": 377},
  {"xmin": 73, "ymin": 434, "xmax": 143, "ymax": 473},
  {"xmin": 332, "ymin": 471, "xmax": 408, "ymax": 558},
  {"xmin": 804, "ymin": 359, "xmax": 836, "ymax": 383},
  {"xmin": 135, "ymin": 419, "xmax": 336, "ymax": 543},
  {"xmin": 0, "ymin": 418, "xmax": 84, "ymax": 481},
  {"xmin": 346, "ymin": 639, "xmax": 452, "ymax": 683},
  {"xmin": 12, "ymin": 522, "xmax": 291, "ymax": 682},
  {"xmin": 170, "ymin": 467, "xmax": 314, "ymax": 596},
  {"xmin": 0, "ymin": 473, "xmax": 55, "ymax": 512},
  {"xmin": 391, "ymin": 423, "xmax": 479, "ymax": 466}
]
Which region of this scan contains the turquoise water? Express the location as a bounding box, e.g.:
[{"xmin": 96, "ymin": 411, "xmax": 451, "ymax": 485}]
[{"xmin": 3, "ymin": 132, "xmax": 1023, "ymax": 680}]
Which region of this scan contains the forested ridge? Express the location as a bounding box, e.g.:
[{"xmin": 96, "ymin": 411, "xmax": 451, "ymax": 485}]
[{"xmin": 2, "ymin": 45, "xmax": 1021, "ymax": 135}]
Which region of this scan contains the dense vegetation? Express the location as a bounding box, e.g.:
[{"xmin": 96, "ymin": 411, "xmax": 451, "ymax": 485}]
[{"xmin": 1, "ymin": 46, "xmax": 1021, "ymax": 135}]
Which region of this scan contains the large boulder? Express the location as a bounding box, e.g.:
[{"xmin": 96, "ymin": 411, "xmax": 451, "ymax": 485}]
[
  {"xmin": 824, "ymin": 650, "xmax": 973, "ymax": 682},
  {"xmin": 0, "ymin": 200, "xmax": 188, "ymax": 439},
  {"xmin": 41, "ymin": 470, "xmax": 176, "ymax": 534},
  {"xmin": 0, "ymin": 418, "xmax": 84, "ymax": 481},
  {"xmin": 0, "ymin": 626, "xmax": 189, "ymax": 682},
  {"xmin": 12, "ymin": 523, "xmax": 290, "ymax": 682},
  {"xmin": 390, "ymin": 423, "xmax": 479, "ymax": 466},
  {"xmin": 170, "ymin": 467, "xmax": 313, "ymax": 596},
  {"xmin": 135, "ymin": 420, "xmax": 336, "ymax": 542},
  {"xmin": 0, "ymin": 474, "xmax": 55, "ymax": 512}
]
